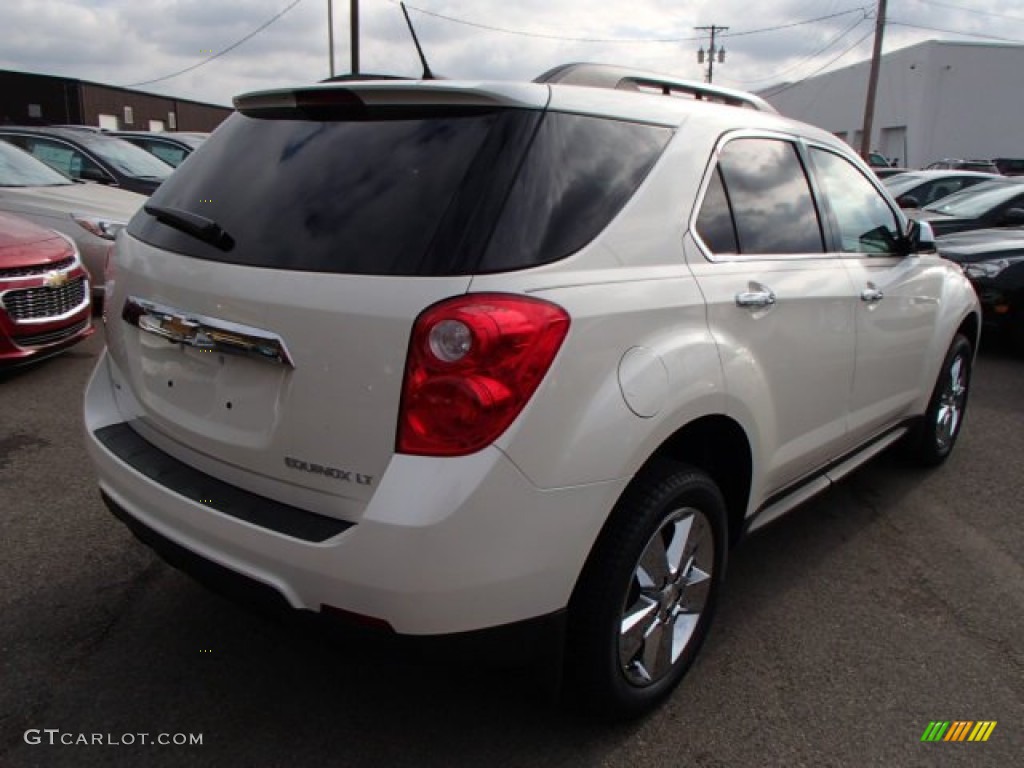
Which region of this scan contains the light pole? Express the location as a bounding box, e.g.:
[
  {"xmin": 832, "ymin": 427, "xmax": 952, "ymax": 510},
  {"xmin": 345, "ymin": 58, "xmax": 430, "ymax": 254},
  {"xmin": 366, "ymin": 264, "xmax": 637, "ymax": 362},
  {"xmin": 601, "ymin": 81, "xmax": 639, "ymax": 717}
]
[
  {"xmin": 351, "ymin": 0, "xmax": 359, "ymax": 75},
  {"xmin": 859, "ymin": 0, "xmax": 887, "ymax": 161},
  {"xmin": 327, "ymin": 0, "xmax": 335, "ymax": 78},
  {"xmin": 696, "ymin": 25, "xmax": 728, "ymax": 83}
]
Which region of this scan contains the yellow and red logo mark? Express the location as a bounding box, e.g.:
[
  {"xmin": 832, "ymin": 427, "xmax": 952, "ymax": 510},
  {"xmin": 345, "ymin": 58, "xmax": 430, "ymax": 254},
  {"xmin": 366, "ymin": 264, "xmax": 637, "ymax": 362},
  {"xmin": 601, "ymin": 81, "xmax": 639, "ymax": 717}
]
[{"xmin": 921, "ymin": 721, "xmax": 997, "ymax": 742}]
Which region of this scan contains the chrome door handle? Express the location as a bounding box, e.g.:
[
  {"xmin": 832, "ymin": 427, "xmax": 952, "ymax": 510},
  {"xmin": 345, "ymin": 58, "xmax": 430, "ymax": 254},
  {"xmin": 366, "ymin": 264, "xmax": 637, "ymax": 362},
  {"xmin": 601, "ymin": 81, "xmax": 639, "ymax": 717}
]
[
  {"xmin": 860, "ymin": 287, "xmax": 885, "ymax": 302},
  {"xmin": 735, "ymin": 290, "xmax": 776, "ymax": 308}
]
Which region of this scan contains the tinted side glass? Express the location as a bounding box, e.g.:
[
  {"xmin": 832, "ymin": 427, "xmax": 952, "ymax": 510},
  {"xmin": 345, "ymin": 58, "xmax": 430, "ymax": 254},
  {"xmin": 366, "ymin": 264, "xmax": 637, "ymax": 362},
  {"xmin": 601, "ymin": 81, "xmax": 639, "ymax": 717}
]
[
  {"xmin": 810, "ymin": 148, "xmax": 901, "ymax": 254},
  {"xmin": 146, "ymin": 142, "xmax": 188, "ymax": 167},
  {"xmin": 479, "ymin": 114, "xmax": 671, "ymax": 272},
  {"xmin": 695, "ymin": 167, "xmax": 738, "ymax": 254},
  {"xmin": 717, "ymin": 138, "xmax": 824, "ymax": 254}
]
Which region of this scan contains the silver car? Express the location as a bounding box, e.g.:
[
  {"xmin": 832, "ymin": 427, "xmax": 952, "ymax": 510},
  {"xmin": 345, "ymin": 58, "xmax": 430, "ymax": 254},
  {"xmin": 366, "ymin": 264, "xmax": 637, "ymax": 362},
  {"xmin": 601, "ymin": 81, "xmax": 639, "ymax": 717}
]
[{"xmin": 0, "ymin": 141, "xmax": 145, "ymax": 299}]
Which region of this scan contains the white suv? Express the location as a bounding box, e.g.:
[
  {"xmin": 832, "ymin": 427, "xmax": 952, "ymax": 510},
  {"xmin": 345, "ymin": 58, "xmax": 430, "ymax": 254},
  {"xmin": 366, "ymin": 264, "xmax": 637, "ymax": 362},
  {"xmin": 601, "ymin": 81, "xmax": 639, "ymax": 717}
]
[{"xmin": 84, "ymin": 64, "xmax": 980, "ymax": 717}]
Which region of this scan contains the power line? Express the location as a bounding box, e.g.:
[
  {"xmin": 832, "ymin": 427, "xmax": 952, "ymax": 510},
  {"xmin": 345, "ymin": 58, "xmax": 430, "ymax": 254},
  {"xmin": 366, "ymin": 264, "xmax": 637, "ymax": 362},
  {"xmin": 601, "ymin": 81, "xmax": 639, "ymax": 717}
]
[
  {"xmin": 719, "ymin": 7, "xmax": 870, "ymax": 39},
  {"xmin": 396, "ymin": 3, "xmax": 870, "ymax": 45},
  {"xmin": 121, "ymin": 0, "xmax": 307, "ymax": 88},
  {"xmin": 886, "ymin": 19, "xmax": 1024, "ymax": 45},
  {"xmin": 910, "ymin": 0, "xmax": 1024, "ymax": 24},
  {"xmin": 722, "ymin": 13, "xmax": 869, "ymax": 84},
  {"xmin": 759, "ymin": 27, "xmax": 875, "ymax": 97}
]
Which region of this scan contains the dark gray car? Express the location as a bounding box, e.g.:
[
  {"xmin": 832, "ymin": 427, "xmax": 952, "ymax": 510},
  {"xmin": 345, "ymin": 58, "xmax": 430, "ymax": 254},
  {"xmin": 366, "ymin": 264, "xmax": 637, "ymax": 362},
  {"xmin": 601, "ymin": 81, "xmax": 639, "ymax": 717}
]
[{"xmin": 0, "ymin": 126, "xmax": 173, "ymax": 195}]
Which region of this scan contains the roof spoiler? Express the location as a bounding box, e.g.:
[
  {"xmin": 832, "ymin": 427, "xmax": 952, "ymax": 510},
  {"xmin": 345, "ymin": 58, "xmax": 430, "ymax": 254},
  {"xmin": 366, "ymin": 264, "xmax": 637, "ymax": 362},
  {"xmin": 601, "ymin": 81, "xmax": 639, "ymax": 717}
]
[{"xmin": 535, "ymin": 63, "xmax": 777, "ymax": 113}]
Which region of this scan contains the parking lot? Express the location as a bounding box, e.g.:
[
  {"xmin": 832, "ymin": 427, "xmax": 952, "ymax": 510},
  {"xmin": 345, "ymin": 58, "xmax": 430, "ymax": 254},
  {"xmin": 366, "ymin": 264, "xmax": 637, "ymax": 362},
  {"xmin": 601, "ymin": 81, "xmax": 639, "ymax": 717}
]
[{"xmin": 1, "ymin": 326, "xmax": 1021, "ymax": 767}]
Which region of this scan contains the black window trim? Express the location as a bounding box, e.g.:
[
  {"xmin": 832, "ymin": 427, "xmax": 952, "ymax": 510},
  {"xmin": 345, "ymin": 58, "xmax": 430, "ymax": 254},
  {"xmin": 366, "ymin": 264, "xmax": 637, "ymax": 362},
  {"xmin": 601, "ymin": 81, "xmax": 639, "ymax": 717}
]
[{"xmin": 689, "ymin": 128, "xmax": 832, "ymax": 263}]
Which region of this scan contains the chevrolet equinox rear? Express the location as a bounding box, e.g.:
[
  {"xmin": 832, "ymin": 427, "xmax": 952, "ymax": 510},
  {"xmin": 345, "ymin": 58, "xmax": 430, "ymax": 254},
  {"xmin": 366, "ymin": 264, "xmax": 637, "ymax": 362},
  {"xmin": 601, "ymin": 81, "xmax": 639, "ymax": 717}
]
[{"xmin": 85, "ymin": 65, "xmax": 980, "ymax": 717}]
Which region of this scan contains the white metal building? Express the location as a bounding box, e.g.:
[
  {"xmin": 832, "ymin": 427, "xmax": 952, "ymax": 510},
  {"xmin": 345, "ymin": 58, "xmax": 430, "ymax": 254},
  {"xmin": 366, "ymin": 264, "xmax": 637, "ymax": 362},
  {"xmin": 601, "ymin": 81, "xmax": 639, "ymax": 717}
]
[{"xmin": 762, "ymin": 40, "xmax": 1024, "ymax": 168}]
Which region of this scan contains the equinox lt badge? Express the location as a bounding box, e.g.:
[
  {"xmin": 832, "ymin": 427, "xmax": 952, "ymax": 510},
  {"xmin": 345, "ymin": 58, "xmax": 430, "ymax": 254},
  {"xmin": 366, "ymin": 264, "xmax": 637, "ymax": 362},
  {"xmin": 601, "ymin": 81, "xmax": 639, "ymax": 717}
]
[{"xmin": 284, "ymin": 456, "xmax": 373, "ymax": 486}]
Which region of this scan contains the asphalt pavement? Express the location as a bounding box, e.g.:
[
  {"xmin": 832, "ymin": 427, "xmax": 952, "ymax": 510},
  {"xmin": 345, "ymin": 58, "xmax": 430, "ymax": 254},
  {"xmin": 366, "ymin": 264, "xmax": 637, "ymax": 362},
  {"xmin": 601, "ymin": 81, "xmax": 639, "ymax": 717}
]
[{"xmin": 1, "ymin": 326, "xmax": 1021, "ymax": 767}]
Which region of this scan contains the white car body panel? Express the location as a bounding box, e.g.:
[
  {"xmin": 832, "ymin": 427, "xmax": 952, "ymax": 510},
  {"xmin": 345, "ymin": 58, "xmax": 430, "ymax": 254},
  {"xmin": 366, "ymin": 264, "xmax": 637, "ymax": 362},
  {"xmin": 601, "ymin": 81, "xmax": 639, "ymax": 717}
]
[{"xmin": 106, "ymin": 234, "xmax": 473, "ymax": 509}]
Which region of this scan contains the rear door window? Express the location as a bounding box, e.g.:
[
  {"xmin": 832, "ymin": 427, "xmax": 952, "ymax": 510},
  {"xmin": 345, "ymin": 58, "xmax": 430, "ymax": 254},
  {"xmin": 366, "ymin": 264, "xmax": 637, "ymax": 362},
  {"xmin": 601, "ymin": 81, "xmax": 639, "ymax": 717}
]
[{"xmin": 696, "ymin": 137, "xmax": 824, "ymax": 256}]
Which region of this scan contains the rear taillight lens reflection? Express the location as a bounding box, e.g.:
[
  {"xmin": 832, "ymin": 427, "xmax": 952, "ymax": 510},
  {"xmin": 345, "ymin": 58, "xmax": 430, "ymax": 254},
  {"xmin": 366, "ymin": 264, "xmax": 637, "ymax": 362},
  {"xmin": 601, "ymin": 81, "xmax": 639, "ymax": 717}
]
[{"xmin": 397, "ymin": 294, "xmax": 570, "ymax": 457}]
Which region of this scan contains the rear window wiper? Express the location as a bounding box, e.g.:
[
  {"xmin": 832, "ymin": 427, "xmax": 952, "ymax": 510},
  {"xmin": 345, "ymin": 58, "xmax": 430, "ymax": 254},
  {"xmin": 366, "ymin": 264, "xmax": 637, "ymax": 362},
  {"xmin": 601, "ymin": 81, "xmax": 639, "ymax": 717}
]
[{"xmin": 143, "ymin": 204, "xmax": 234, "ymax": 251}]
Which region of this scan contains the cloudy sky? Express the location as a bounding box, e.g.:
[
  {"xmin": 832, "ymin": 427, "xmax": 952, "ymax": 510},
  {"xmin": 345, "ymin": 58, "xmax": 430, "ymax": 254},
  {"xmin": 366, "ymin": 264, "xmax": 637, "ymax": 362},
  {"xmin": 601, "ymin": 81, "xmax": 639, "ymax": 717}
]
[{"xmin": 0, "ymin": 0, "xmax": 1020, "ymax": 107}]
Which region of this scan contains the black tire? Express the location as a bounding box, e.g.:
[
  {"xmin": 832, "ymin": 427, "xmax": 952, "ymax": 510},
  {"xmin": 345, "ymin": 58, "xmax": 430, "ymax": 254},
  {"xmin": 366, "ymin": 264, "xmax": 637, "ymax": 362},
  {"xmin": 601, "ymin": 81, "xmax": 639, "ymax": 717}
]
[
  {"xmin": 903, "ymin": 333, "xmax": 973, "ymax": 466},
  {"xmin": 566, "ymin": 460, "xmax": 728, "ymax": 718}
]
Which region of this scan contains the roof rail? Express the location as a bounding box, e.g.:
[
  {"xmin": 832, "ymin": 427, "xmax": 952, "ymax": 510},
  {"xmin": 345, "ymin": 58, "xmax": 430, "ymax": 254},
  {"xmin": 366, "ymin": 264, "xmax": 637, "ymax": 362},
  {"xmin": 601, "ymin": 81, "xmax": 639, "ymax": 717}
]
[{"xmin": 534, "ymin": 63, "xmax": 777, "ymax": 114}]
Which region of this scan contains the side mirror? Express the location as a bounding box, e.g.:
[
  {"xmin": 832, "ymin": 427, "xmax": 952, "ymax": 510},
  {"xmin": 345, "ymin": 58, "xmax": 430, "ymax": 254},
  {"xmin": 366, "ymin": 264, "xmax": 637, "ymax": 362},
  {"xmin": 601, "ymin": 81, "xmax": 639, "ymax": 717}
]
[
  {"xmin": 78, "ymin": 165, "xmax": 112, "ymax": 184},
  {"xmin": 1001, "ymin": 207, "xmax": 1024, "ymax": 225},
  {"xmin": 905, "ymin": 218, "xmax": 936, "ymax": 254},
  {"xmin": 897, "ymin": 194, "xmax": 920, "ymax": 209}
]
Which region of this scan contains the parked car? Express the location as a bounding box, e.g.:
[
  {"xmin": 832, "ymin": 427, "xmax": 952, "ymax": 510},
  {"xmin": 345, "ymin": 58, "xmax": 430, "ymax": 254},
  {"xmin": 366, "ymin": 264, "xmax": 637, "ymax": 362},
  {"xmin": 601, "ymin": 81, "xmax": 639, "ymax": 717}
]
[
  {"xmin": 992, "ymin": 157, "xmax": 1024, "ymax": 177},
  {"xmin": 882, "ymin": 170, "xmax": 995, "ymax": 208},
  {"xmin": 108, "ymin": 131, "xmax": 208, "ymax": 168},
  {"xmin": 0, "ymin": 212, "xmax": 94, "ymax": 366},
  {"xmin": 866, "ymin": 151, "xmax": 893, "ymax": 168},
  {"xmin": 938, "ymin": 227, "xmax": 1024, "ymax": 353},
  {"xmin": 873, "ymin": 166, "xmax": 911, "ymax": 179},
  {"xmin": 84, "ymin": 65, "xmax": 979, "ymax": 717},
  {"xmin": 924, "ymin": 158, "xmax": 1000, "ymax": 174},
  {"xmin": 0, "ymin": 126, "xmax": 173, "ymax": 195},
  {"xmin": 908, "ymin": 178, "xmax": 1024, "ymax": 236},
  {"xmin": 0, "ymin": 140, "xmax": 146, "ymax": 299}
]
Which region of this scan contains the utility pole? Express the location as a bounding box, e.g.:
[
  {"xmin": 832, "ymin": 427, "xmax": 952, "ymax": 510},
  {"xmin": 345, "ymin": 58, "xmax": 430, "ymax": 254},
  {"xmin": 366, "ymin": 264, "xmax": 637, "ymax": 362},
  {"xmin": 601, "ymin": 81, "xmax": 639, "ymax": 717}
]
[
  {"xmin": 859, "ymin": 0, "xmax": 887, "ymax": 161},
  {"xmin": 327, "ymin": 0, "xmax": 335, "ymax": 78},
  {"xmin": 351, "ymin": 0, "xmax": 360, "ymax": 75},
  {"xmin": 695, "ymin": 25, "xmax": 729, "ymax": 83}
]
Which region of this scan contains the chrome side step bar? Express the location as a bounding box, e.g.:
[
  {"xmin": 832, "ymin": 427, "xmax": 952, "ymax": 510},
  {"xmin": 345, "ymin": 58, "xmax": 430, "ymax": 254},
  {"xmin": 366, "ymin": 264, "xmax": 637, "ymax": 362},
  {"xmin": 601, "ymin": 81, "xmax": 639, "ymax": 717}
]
[{"xmin": 747, "ymin": 427, "xmax": 909, "ymax": 534}]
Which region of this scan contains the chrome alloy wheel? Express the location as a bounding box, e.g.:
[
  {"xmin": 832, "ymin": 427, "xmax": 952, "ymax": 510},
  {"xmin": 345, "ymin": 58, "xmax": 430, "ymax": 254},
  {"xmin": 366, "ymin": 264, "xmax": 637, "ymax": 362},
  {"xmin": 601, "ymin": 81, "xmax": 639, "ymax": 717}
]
[
  {"xmin": 935, "ymin": 353, "xmax": 967, "ymax": 452},
  {"xmin": 619, "ymin": 507, "xmax": 714, "ymax": 687}
]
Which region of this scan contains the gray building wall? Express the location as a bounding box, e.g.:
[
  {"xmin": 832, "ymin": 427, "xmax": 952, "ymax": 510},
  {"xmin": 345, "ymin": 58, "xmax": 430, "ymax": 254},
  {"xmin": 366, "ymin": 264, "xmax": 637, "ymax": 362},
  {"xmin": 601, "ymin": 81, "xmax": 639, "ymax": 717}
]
[{"xmin": 763, "ymin": 41, "xmax": 1024, "ymax": 168}]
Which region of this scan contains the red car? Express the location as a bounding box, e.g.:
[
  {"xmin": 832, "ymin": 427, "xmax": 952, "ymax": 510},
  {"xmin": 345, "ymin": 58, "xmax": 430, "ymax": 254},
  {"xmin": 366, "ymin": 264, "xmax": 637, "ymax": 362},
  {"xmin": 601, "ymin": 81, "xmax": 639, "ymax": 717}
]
[{"xmin": 0, "ymin": 212, "xmax": 94, "ymax": 366}]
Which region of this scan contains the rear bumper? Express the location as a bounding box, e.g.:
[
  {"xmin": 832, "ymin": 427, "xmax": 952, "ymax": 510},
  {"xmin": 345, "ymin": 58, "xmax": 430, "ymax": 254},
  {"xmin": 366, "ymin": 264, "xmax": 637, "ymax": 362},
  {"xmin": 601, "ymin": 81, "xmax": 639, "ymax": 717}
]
[
  {"xmin": 102, "ymin": 488, "xmax": 565, "ymax": 662},
  {"xmin": 85, "ymin": 350, "xmax": 626, "ymax": 636}
]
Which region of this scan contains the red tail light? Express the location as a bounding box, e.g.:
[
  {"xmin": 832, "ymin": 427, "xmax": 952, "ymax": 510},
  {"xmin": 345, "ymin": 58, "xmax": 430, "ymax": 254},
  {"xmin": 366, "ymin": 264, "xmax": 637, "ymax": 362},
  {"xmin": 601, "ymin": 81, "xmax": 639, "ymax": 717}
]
[{"xmin": 397, "ymin": 294, "xmax": 570, "ymax": 457}]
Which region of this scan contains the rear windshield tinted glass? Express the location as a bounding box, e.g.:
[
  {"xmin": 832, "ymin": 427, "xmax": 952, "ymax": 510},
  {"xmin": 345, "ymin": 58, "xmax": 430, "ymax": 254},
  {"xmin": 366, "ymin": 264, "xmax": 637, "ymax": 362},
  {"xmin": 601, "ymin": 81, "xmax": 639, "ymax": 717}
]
[{"xmin": 128, "ymin": 108, "xmax": 671, "ymax": 276}]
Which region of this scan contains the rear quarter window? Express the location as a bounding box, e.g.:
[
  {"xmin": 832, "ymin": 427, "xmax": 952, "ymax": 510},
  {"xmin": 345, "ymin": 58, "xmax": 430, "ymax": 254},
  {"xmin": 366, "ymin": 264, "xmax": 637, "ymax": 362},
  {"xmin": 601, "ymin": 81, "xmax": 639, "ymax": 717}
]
[
  {"xmin": 696, "ymin": 137, "xmax": 824, "ymax": 256},
  {"xmin": 478, "ymin": 113, "xmax": 672, "ymax": 272}
]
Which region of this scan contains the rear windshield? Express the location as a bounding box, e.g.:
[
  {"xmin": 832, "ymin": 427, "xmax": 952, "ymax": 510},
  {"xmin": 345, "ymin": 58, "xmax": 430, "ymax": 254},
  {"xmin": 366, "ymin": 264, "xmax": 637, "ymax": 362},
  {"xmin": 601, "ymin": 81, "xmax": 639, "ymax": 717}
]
[{"xmin": 127, "ymin": 107, "xmax": 671, "ymax": 275}]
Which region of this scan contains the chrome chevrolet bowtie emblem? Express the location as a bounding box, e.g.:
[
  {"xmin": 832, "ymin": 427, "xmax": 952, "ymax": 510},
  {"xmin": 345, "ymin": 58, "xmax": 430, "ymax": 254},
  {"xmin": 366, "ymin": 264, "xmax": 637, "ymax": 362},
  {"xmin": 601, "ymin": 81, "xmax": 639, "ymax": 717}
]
[
  {"xmin": 123, "ymin": 296, "xmax": 295, "ymax": 368},
  {"xmin": 43, "ymin": 270, "xmax": 69, "ymax": 289}
]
